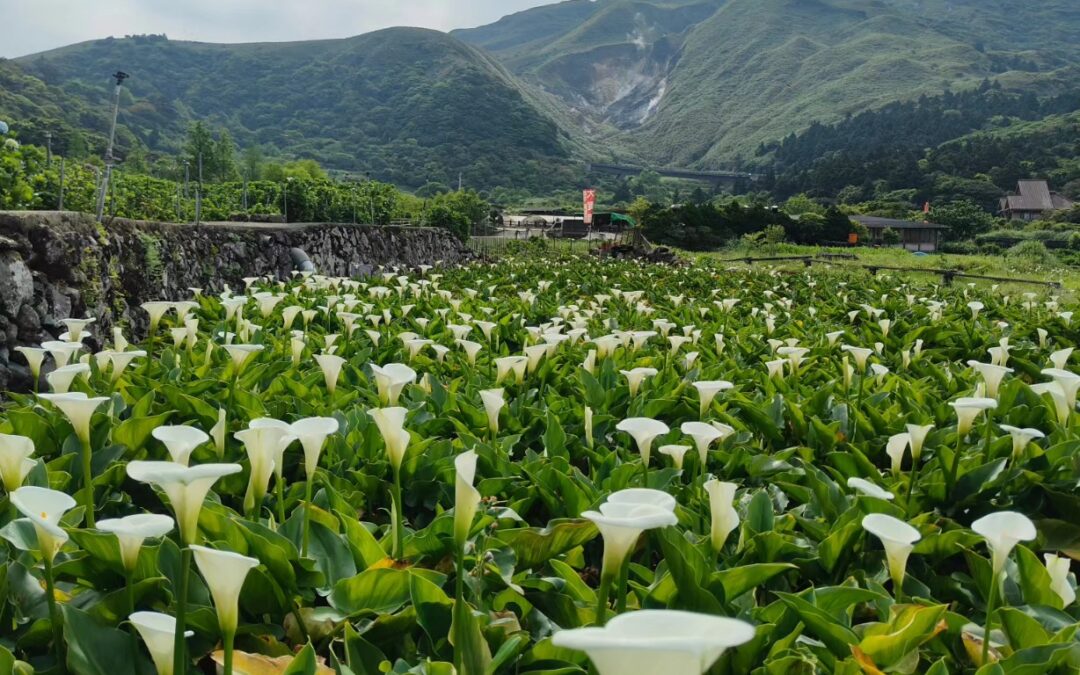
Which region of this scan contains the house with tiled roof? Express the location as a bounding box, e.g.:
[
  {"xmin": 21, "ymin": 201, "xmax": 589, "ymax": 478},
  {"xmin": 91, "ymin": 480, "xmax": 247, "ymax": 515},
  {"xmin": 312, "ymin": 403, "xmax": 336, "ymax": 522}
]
[{"xmin": 999, "ymin": 180, "xmax": 1074, "ymax": 221}]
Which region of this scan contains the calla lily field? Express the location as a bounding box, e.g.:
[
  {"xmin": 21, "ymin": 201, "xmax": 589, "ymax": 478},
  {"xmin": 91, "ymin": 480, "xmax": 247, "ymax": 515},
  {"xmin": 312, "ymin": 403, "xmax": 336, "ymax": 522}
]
[{"xmin": 2, "ymin": 256, "xmax": 1080, "ymax": 674}]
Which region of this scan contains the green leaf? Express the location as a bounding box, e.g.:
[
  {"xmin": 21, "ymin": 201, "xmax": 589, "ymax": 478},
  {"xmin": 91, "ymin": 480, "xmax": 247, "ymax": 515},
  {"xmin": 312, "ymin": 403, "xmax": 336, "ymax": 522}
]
[
  {"xmin": 747, "ymin": 490, "xmax": 775, "ymax": 534},
  {"xmin": 1013, "ymin": 545, "xmax": 1062, "ymax": 609},
  {"xmin": 776, "ymin": 592, "xmax": 859, "ymax": 657},
  {"xmin": 451, "ymin": 596, "xmax": 492, "ymax": 675},
  {"xmin": 495, "ymin": 519, "xmax": 598, "ymax": 570},
  {"xmin": 857, "ymin": 603, "xmax": 947, "ymax": 668},
  {"xmin": 329, "ymin": 568, "xmax": 413, "ymax": 616},
  {"xmin": 113, "ymin": 411, "xmax": 174, "ymax": 453},
  {"xmin": 61, "ymin": 605, "xmax": 153, "ymax": 675},
  {"xmin": 713, "ymin": 563, "xmax": 796, "ymax": 601},
  {"xmin": 283, "ymin": 642, "xmax": 318, "ymax": 675}
]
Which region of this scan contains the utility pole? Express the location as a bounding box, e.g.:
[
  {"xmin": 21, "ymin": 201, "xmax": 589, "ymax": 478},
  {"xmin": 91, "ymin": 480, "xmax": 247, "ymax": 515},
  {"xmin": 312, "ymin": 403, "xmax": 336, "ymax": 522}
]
[
  {"xmin": 458, "ymin": 172, "xmax": 462, "ymax": 192},
  {"xmin": 96, "ymin": 71, "xmax": 129, "ymax": 223},
  {"xmin": 44, "ymin": 131, "xmax": 52, "ymax": 166},
  {"xmin": 182, "ymin": 159, "xmax": 189, "ymax": 198}
]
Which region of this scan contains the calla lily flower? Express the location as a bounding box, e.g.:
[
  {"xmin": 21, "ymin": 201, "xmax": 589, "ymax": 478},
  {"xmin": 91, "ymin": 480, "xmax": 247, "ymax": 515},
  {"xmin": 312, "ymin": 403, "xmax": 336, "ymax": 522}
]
[
  {"xmin": 130, "ymin": 612, "xmax": 193, "ymax": 675},
  {"xmin": 620, "ymin": 368, "xmax": 658, "ymax": 397},
  {"xmin": 46, "ymin": 363, "xmax": 89, "ymax": 393},
  {"xmin": 15, "ymin": 346, "xmax": 47, "ymax": 383},
  {"xmin": 967, "ymin": 301, "xmax": 984, "ymax": 319},
  {"xmin": 290, "ymin": 417, "xmax": 339, "ymax": 478},
  {"xmin": 456, "ymin": 339, "xmax": 482, "ymax": 365},
  {"xmin": 1031, "ymin": 382, "xmax": 1070, "ymax": 424},
  {"xmin": 1049, "ymin": 348, "xmax": 1073, "ymax": 371},
  {"xmin": 552, "ymin": 609, "xmax": 755, "ymax": 675},
  {"xmin": 211, "ymin": 409, "xmax": 227, "ymax": 458},
  {"xmin": 905, "ymin": 424, "xmax": 933, "ymax": 462},
  {"xmin": 693, "ymin": 381, "xmax": 732, "ymax": 418},
  {"xmin": 584, "ymin": 500, "xmax": 676, "ymax": 590},
  {"xmin": 847, "ymin": 477, "xmax": 894, "ymax": 501},
  {"xmin": 0, "ymin": 433, "xmax": 36, "ymax": 493},
  {"xmin": 615, "ymin": 418, "xmax": 670, "ymax": 468},
  {"xmin": 370, "ymin": 363, "xmax": 417, "ymax": 406},
  {"xmin": 842, "ymin": 345, "xmax": 873, "ymax": 370},
  {"xmin": 37, "ymin": 392, "xmax": 110, "ymax": 445},
  {"xmin": 967, "ymin": 361, "xmax": 1012, "ymax": 399},
  {"xmin": 885, "ymin": 433, "xmax": 910, "ymax": 474},
  {"xmin": 1044, "ymin": 554, "xmax": 1075, "ymax": 607},
  {"xmin": 191, "ymin": 545, "xmax": 260, "ymax": 637},
  {"xmin": 680, "ymin": 422, "xmax": 723, "ymax": 468},
  {"xmin": 10, "ymin": 486, "xmax": 76, "ymax": 561},
  {"xmin": 368, "ymin": 407, "xmax": 410, "ymax": 472},
  {"xmin": 479, "ymin": 389, "xmax": 505, "ymax": 435},
  {"xmin": 234, "ymin": 425, "xmax": 292, "ymax": 515},
  {"xmin": 862, "ymin": 514, "xmax": 920, "ymax": 593},
  {"xmin": 454, "ymin": 450, "xmax": 481, "ymax": 547},
  {"xmin": 152, "ymin": 426, "xmax": 209, "ymax": 466},
  {"xmin": 658, "ymin": 445, "xmax": 692, "ymax": 471},
  {"xmin": 972, "ymin": 511, "xmax": 1036, "ymax": 577},
  {"xmin": 1041, "ymin": 369, "xmax": 1080, "ymax": 411},
  {"xmin": 223, "ymin": 344, "xmax": 263, "ymax": 373},
  {"xmin": 704, "ymin": 479, "xmax": 739, "ymax": 555},
  {"xmin": 126, "ymin": 461, "xmax": 242, "ymax": 545},
  {"xmin": 494, "ymin": 355, "xmax": 528, "ymax": 384},
  {"xmin": 950, "ymin": 397, "xmax": 997, "ymax": 436},
  {"xmin": 313, "ymin": 353, "xmax": 346, "ymax": 396},
  {"xmin": 42, "ymin": 340, "xmax": 83, "ymax": 369},
  {"xmin": 98, "ymin": 513, "xmax": 174, "ymax": 571},
  {"xmin": 141, "ymin": 302, "xmax": 174, "ymax": 332},
  {"xmin": 998, "ymin": 425, "xmax": 1045, "ymax": 461}
]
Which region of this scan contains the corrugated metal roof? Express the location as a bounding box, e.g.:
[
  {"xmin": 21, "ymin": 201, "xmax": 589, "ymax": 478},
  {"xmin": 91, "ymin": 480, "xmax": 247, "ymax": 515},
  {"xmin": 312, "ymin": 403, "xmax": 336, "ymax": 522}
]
[
  {"xmin": 852, "ymin": 216, "xmax": 947, "ymax": 230},
  {"xmin": 1016, "ymin": 180, "xmax": 1055, "ymax": 210}
]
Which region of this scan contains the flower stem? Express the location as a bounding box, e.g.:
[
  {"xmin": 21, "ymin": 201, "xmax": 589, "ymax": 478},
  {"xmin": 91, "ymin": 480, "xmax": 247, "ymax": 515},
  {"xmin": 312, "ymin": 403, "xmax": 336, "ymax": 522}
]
[
  {"xmin": 981, "ymin": 412, "xmax": 994, "ymax": 465},
  {"xmin": 43, "ymin": 554, "xmax": 64, "ymax": 668},
  {"xmin": 904, "ymin": 462, "xmax": 920, "ymax": 517},
  {"xmin": 947, "ymin": 431, "xmax": 964, "ymax": 498},
  {"xmin": 80, "ymin": 436, "xmax": 95, "ymax": 528},
  {"xmin": 594, "ymin": 571, "xmax": 613, "ymax": 626},
  {"xmin": 302, "ymin": 476, "xmax": 313, "ymax": 558},
  {"xmin": 615, "ymin": 559, "xmax": 630, "ymax": 615},
  {"xmin": 391, "ymin": 468, "xmax": 404, "ymax": 560},
  {"xmin": 125, "ymin": 570, "xmax": 136, "ymax": 618},
  {"xmin": 982, "ymin": 572, "xmax": 999, "ymax": 666},
  {"xmin": 223, "ymin": 630, "xmax": 235, "ymax": 675},
  {"xmin": 173, "ymin": 546, "xmax": 191, "ymax": 675},
  {"xmin": 454, "ymin": 543, "xmax": 466, "ymax": 674},
  {"xmin": 275, "ymin": 476, "xmax": 286, "ymax": 524},
  {"xmin": 851, "ymin": 370, "xmax": 865, "ymax": 444}
]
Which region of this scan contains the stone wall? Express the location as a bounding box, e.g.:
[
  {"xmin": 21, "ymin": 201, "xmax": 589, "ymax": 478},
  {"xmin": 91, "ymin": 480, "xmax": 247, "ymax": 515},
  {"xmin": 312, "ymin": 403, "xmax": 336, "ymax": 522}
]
[{"xmin": 0, "ymin": 211, "xmax": 476, "ymax": 391}]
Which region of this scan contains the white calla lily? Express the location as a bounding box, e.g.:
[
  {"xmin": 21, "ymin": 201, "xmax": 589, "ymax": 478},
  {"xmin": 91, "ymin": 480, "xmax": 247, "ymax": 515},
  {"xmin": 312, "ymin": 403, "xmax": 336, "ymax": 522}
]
[
  {"xmin": 862, "ymin": 514, "xmax": 920, "ymax": 595},
  {"xmin": 130, "ymin": 611, "xmax": 193, "ymax": 675},
  {"xmin": 552, "ymin": 609, "xmax": 755, "ymax": 675},
  {"xmin": 10, "ymin": 486, "xmax": 76, "ymax": 561},
  {"xmin": 615, "ymin": 418, "xmax": 670, "ymax": 470},
  {"xmin": 479, "ymin": 389, "xmax": 506, "ymax": 435},
  {"xmin": 0, "ymin": 433, "xmax": 36, "ymax": 493},
  {"xmin": 192, "ymin": 545, "xmax": 260, "ymax": 636},
  {"xmin": 152, "ymin": 426, "xmax": 210, "ymax": 466},
  {"xmin": 126, "ymin": 461, "xmax": 242, "ymax": 544},
  {"xmin": 454, "ymin": 450, "xmax": 481, "ymax": 547},
  {"xmin": 704, "ymin": 479, "xmax": 740, "ymax": 555},
  {"xmin": 97, "ymin": 513, "xmax": 174, "ymax": 571}
]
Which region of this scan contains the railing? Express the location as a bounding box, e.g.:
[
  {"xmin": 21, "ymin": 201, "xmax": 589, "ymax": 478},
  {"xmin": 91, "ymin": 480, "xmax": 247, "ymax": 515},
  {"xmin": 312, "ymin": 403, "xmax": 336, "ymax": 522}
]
[{"xmin": 728, "ymin": 255, "xmax": 1062, "ymax": 289}]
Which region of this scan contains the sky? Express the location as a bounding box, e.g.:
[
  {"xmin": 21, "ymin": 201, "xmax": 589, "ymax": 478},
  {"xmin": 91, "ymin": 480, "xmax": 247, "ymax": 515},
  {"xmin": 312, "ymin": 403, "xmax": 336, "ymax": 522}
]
[{"xmin": 0, "ymin": 0, "xmax": 559, "ymax": 58}]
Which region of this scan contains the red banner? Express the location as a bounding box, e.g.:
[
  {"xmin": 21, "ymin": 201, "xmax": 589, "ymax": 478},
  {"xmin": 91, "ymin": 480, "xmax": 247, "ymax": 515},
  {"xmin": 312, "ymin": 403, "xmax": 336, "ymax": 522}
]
[{"xmin": 583, "ymin": 189, "xmax": 596, "ymax": 225}]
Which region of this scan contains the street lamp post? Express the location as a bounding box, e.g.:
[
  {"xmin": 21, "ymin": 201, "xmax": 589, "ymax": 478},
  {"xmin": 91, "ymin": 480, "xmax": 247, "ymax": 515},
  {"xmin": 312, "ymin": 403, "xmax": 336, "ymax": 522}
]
[{"xmin": 95, "ymin": 71, "xmax": 129, "ymax": 222}]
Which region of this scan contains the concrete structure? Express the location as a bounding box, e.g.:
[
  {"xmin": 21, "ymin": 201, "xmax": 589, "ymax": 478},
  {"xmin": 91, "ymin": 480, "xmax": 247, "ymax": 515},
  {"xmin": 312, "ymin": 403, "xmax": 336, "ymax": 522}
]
[{"xmin": 999, "ymin": 180, "xmax": 1074, "ymax": 221}]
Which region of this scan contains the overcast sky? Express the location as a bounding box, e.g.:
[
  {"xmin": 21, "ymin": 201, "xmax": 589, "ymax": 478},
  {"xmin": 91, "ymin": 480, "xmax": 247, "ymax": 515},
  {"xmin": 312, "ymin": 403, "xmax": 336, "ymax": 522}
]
[{"xmin": 1, "ymin": 0, "xmax": 559, "ymax": 58}]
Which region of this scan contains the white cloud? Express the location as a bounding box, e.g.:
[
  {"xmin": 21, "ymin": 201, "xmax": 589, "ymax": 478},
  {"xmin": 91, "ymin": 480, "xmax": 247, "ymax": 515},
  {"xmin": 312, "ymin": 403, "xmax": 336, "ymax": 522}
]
[{"xmin": 0, "ymin": 0, "xmax": 554, "ymax": 58}]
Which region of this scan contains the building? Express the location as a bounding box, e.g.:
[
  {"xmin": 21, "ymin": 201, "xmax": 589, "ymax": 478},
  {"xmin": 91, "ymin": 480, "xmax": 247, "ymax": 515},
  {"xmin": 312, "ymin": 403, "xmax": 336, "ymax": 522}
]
[
  {"xmin": 999, "ymin": 180, "xmax": 1075, "ymax": 221},
  {"xmin": 852, "ymin": 216, "xmax": 948, "ymax": 252}
]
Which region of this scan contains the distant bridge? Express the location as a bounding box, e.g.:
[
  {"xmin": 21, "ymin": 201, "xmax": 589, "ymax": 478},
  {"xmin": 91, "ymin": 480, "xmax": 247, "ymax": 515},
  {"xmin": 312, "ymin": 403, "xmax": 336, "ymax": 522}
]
[{"xmin": 587, "ymin": 162, "xmax": 761, "ymax": 188}]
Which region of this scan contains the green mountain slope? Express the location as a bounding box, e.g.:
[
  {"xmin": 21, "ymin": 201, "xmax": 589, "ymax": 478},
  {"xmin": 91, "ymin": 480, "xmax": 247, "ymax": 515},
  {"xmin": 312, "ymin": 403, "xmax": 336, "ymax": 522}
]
[
  {"xmin": 461, "ymin": 0, "xmax": 1080, "ymax": 168},
  {"xmin": 8, "ymin": 29, "xmax": 579, "ymax": 191}
]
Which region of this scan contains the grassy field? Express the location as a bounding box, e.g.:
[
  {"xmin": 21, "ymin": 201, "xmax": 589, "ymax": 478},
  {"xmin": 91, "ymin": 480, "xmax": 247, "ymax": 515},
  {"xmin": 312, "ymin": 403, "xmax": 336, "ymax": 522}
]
[{"xmin": 697, "ymin": 244, "xmax": 1080, "ymax": 294}]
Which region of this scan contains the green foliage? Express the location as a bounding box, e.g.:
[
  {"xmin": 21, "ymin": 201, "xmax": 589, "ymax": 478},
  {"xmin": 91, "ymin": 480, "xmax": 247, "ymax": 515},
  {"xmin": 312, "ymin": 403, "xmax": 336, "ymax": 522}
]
[
  {"xmin": 1005, "ymin": 239, "xmax": 1057, "ymax": 265},
  {"xmin": 881, "ymin": 227, "xmax": 902, "ymax": 246},
  {"xmin": 934, "ymin": 199, "xmax": 997, "ymax": 241},
  {"xmin": 424, "ymin": 190, "xmax": 489, "ymax": 241}
]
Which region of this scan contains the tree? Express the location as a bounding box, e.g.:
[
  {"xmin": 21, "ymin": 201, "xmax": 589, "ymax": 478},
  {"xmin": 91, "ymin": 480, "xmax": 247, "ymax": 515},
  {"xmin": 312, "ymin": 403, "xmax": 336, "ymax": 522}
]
[
  {"xmin": 425, "ymin": 189, "xmax": 489, "ymax": 240},
  {"xmin": 626, "ymin": 197, "xmax": 651, "ymax": 228},
  {"xmin": 242, "ymin": 146, "xmax": 265, "ymax": 181},
  {"xmin": 214, "ymin": 129, "xmax": 238, "ymax": 183},
  {"xmin": 184, "ymin": 122, "xmax": 215, "ymax": 185},
  {"xmin": 881, "ymin": 227, "xmax": 902, "ymax": 246},
  {"xmin": 782, "ymin": 193, "xmax": 825, "ymax": 216},
  {"xmin": 932, "ymin": 199, "xmax": 995, "ymax": 241}
]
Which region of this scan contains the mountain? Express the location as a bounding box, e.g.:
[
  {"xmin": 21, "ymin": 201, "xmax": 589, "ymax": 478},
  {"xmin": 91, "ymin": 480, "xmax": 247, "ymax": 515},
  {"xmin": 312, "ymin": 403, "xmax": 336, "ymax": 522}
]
[
  {"xmin": 7, "ymin": 29, "xmax": 580, "ymax": 192},
  {"xmin": 458, "ymin": 0, "xmax": 1080, "ymax": 168}
]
